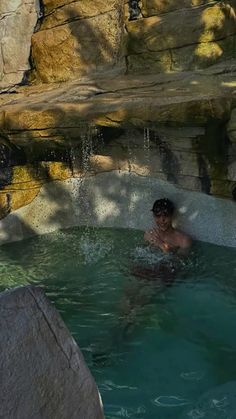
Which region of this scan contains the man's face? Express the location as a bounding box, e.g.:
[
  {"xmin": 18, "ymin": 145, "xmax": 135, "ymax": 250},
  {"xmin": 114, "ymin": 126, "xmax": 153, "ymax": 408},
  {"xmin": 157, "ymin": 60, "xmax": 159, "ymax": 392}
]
[{"xmin": 154, "ymin": 213, "xmax": 172, "ymax": 231}]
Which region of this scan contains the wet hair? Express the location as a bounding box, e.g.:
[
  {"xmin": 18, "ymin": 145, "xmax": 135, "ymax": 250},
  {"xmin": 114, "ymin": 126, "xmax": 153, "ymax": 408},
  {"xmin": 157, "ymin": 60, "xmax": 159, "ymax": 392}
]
[{"xmin": 151, "ymin": 198, "xmax": 175, "ymax": 217}]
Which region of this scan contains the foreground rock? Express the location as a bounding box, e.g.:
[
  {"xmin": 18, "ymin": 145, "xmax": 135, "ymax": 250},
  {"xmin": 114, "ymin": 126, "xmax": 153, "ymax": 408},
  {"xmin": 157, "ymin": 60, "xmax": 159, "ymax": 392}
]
[{"xmin": 0, "ymin": 286, "xmax": 104, "ymax": 419}]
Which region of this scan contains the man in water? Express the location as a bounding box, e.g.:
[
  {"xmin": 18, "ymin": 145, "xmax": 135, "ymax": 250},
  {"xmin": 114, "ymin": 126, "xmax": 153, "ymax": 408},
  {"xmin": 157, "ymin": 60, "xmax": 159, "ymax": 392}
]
[
  {"xmin": 123, "ymin": 199, "xmax": 192, "ymax": 334},
  {"xmin": 144, "ymin": 198, "xmax": 192, "ymax": 255},
  {"xmin": 131, "ymin": 198, "xmax": 191, "ymax": 282}
]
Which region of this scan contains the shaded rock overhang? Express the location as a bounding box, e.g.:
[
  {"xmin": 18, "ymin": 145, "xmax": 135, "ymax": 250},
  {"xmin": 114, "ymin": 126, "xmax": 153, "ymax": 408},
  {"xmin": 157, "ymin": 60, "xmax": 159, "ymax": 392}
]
[{"xmin": 0, "ymin": 62, "xmax": 236, "ymax": 147}]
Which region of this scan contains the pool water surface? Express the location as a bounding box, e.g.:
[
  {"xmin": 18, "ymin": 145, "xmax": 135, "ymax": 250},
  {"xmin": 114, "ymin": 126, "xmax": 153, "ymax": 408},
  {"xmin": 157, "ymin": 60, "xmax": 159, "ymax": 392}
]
[{"xmin": 1, "ymin": 226, "xmax": 236, "ymax": 419}]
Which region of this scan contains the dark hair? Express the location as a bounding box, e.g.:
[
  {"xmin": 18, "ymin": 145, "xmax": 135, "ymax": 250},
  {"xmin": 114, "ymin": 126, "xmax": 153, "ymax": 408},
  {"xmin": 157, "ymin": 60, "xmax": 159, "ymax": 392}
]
[{"xmin": 151, "ymin": 198, "xmax": 175, "ymax": 216}]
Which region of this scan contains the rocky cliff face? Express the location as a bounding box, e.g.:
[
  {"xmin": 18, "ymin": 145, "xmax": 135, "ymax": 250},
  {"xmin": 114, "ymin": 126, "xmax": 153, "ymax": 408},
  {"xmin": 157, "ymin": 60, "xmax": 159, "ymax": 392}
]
[
  {"xmin": 127, "ymin": 1, "xmax": 236, "ymax": 74},
  {"xmin": 0, "ymin": 0, "xmax": 236, "ymax": 229},
  {"xmin": 29, "ymin": 0, "xmax": 236, "ymax": 82},
  {"xmin": 1, "ymin": 1, "xmax": 236, "ymax": 86}
]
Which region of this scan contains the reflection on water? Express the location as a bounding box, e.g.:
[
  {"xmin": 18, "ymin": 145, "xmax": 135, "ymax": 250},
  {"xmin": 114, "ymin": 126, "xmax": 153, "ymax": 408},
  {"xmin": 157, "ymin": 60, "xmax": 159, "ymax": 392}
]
[{"xmin": 0, "ymin": 226, "xmax": 236, "ymax": 419}]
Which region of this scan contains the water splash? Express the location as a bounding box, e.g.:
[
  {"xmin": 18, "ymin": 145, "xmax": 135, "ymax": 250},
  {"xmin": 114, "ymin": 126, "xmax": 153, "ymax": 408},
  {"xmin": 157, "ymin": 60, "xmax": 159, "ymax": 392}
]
[
  {"xmin": 100, "ymin": 380, "xmax": 138, "ymax": 391},
  {"xmin": 106, "ymin": 404, "xmax": 146, "ymax": 418},
  {"xmin": 132, "ymin": 245, "xmax": 169, "ymax": 266},
  {"xmin": 81, "ymin": 130, "xmax": 93, "ymax": 172},
  {"xmin": 143, "ymin": 128, "xmax": 150, "ymax": 152},
  {"xmin": 79, "ymin": 235, "xmax": 113, "ymax": 264}
]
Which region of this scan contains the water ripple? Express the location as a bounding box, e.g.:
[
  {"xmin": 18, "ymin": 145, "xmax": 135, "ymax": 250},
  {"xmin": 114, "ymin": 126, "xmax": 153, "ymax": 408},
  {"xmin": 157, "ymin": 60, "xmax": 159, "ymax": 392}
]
[
  {"xmin": 153, "ymin": 395, "xmax": 191, "ymax": 407},
  {"xmin": 180, "ymin": 371, "xmax": 205, "ymax": 381}
]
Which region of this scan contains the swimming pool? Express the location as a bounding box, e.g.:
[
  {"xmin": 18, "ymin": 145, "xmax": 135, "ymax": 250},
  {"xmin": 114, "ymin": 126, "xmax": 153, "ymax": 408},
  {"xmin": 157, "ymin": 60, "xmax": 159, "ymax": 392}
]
[{"xmin": 1, "ymin": 226, "xmax": 236, "ymax": 418}]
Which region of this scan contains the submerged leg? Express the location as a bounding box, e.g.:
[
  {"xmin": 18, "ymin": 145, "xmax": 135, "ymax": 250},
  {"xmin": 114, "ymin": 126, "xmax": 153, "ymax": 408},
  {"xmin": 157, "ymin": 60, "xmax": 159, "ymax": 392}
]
[{"xmin": 131, "ymin": 261, "xmax": 178, "ymax": 286}]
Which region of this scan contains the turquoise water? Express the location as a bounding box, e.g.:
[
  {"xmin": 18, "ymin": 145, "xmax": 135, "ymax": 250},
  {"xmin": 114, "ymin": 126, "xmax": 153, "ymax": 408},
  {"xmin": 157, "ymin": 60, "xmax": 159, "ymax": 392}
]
[{"xmin": 1, "ymin": 227, "xmax": 236, "ymax": 418}]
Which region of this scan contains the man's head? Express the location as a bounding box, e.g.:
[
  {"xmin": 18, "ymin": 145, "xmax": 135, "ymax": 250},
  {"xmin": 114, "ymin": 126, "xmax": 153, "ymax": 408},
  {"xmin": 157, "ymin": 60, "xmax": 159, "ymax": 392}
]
[{"xmin": 151, "ymin": 198, "xmax": 175, "ymax": 231}]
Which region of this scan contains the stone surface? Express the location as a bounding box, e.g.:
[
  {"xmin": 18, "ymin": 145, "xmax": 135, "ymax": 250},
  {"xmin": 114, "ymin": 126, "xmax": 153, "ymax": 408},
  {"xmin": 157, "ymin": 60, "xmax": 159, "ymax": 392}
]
[
  {"xmin": 0, "ymin": 162, "xmax": 74, "ymax": 220},
  {"xmin": 0, "ymin": 62, "xmax": 235, "ymax": 212},
  {"xmin": 0, "ymin": 119, "xmax": 234, "ymax": 227},
  {"xmin": 227, "ymin": 108, "xmax": 236, "ymax": 142},
  {"xmin": 126, "ymin": 2, "xmax": 236, "ymax": 73},
  {"xmin": 0, "ymin": 285, "xmax": 104, "ymax": 419},
  {"xmin": 0, "ymin": 61, "xmax": 235, "ymax": 138},
  {"xmin": 29, "ymin": 0, "xmax": 236, "ymax": 81},
  {"xmin": 31, "ymin": 0, "xmax": 125, "ymax": 83},
  {"xmin": 1, "ymin": 0, "xmax": 236, "ymax": 87},
  {"xmin": 0, "ymin": 0, "xmax": 40, "ymax": 91},
  {"xmin": 141, "ymin": 0, "xmax": 213, "ymax": 17}
]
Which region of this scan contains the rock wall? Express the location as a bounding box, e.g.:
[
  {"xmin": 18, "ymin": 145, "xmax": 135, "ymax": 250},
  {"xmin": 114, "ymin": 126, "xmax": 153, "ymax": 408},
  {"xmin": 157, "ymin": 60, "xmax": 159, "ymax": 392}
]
[
  {"xmin": 0, "ymin": 1, "xmax": 236, "ymax": 85},
  {"xmin": 29, "ymin": 0, "xmax": 236, "ymax": 83},
  {"xmin": 0, "ymin": 63, "xmax": 235, "ymax": 223},
  {"xmin": 126, "ymin": 1, "xmax": 236, "ymax": 74},
  {"xmin": 1, "ymin": 168, "xmax": 236, "ymax": 247},
  {"xmin": 0, "ymin": 286, "xmax": 104, "ymax": 419},
  {"xmin": 0, "ymin": 124, "xmax": 236, "ymax": 246},
  {"xmin": 0, "ymin": 0, "xmax": 40, "ymax": 91}
]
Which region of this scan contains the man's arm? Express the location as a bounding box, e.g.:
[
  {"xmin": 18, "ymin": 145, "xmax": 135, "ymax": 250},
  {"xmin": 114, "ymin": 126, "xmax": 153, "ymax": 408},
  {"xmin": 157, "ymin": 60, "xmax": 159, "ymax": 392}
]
[
  {"xmin": 176, "ymin": 234, "xmax": 192, "ymax": 256},
  {"xmin": 144, "ymin": 229, "xmax": 171, "ymax": 253}
]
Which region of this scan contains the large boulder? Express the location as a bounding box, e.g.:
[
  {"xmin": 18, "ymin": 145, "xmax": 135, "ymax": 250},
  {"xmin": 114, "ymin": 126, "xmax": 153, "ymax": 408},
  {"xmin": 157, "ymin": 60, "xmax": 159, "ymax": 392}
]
[
  {"xmin": 0, "ymin": 286, "xmax": 104, "ymax": 419},
  {"xmin": 31, "ymin": 0, "xmax": 126, "ymax": 83},
  {"xmin": 0, "ymin": 0, "xmax": 40, "ymax": 91}
]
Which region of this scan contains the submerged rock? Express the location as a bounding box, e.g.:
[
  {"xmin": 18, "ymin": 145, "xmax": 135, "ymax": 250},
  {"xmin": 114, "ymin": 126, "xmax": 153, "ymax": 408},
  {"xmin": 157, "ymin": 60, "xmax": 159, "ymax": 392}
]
[{"xmin": 0, "ymin": 286, "xmax": 104, "ymax": 419}]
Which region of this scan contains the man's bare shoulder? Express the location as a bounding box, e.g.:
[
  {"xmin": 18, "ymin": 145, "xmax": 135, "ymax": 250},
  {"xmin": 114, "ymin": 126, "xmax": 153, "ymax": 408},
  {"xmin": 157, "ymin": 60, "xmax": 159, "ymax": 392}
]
[{"xmin": 174, "ymin": 229, "xmax": 192, "ymax": 249}]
